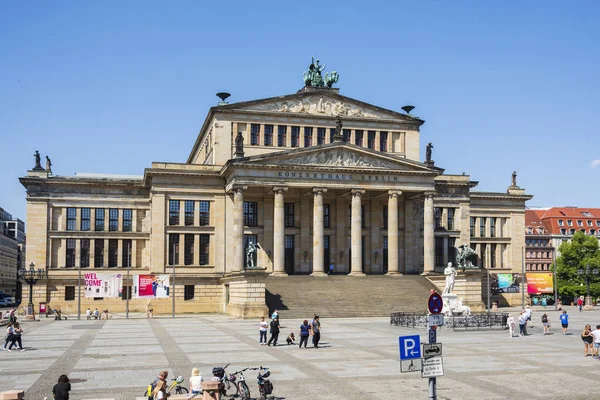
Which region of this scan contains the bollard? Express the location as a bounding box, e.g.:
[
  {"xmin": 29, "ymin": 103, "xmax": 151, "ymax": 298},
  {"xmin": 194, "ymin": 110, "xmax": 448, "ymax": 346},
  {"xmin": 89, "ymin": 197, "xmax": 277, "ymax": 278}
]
[
  {"xmin": 201, "ymin": 381, "xmax": 223, "ymax": 400},
  {"xmin": 0, "ymin": 390, "xmax": 25, "ymax": 400}
]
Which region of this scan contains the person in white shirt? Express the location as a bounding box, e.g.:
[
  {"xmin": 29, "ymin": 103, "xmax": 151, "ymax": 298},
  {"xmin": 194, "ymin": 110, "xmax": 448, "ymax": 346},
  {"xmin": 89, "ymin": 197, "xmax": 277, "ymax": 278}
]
[
  {"xmin": 85, "ymin": 308, "xmax": 91, "ymax": 320},
  {"xmin": 524, "ymin": 306, "xmax": 533, "ymax": 328},
  {"xmin": 506, "ymin": 314, "xmax": 515, "ymax": 338},
  {"xmin": 93, "ymin": 308, "xmax": 99, "ymax": 320},
  {"xmin": 591, "ymin": 325, "xmax": 600, "ymax": 359},
  {"xmin": 189, "ymin": 367, "xmax": 203, "ymax": 395},
  {"xmin": 259, "ymin": 317, "xmax": 268, "ymax": 345}
]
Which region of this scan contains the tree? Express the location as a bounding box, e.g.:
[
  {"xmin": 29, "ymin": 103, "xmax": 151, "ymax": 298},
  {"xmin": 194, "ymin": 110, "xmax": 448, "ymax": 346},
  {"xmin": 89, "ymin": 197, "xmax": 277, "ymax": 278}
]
[{"xmin": 556, "ymin": 231, "xmax": 600, "ymax": 301}]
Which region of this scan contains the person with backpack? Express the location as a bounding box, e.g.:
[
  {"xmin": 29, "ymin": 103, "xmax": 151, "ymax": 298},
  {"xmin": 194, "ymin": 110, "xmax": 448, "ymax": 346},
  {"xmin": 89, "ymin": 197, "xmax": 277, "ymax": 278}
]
[
  {"xmin": 267, "ymin": 317, "xmax": 280, "ymax": 347},
  {"xmin": 541, "ymin": 313, "xmax": 550, "ymax": 335},
  {"xmin": 147, "ymin": 371, "xmax": 169, "ymax": 400}
]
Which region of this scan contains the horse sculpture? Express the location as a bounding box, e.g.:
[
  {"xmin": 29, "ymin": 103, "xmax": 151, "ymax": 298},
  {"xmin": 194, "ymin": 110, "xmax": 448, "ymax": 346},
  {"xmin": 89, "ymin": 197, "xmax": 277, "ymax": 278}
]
[{"xmin": 456, "ymin": 244, "xmax": 478, "ymax": 270}]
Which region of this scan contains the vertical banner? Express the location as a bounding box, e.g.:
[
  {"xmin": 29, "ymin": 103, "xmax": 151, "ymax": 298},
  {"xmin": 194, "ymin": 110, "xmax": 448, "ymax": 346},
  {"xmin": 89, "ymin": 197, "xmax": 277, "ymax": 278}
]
[
  {"xmin": 133, "ymin": 274, "xmax": 170, "ymax": 298},
  {"xmin": 526, "ymin": 272, "xmax": 554, "ymax": 294},
  {"xmin": 84, "ymin": 273, "xmax": 123, "ymax": 298}
]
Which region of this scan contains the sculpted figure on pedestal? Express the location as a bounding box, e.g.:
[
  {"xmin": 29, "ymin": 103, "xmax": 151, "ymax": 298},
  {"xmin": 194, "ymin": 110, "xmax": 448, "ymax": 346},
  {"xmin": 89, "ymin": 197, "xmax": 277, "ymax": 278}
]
[{"xmin": 443, "ymin": 262, "xmax": 456, "ymax": 295}]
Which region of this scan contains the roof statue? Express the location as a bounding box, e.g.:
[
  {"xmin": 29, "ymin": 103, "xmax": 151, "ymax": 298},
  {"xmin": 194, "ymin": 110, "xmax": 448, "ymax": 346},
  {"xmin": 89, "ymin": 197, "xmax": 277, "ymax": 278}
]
[
  {"xmin": 32, "ymin": 150, "xmax": 45, "ymax": 171},
  {"xmin": 512, "ymin": 171, "xmax": 517, "ymax": 187},
  {"xmin": 303, "ymin": 57, "xmax": 339, "ymax": 88}
]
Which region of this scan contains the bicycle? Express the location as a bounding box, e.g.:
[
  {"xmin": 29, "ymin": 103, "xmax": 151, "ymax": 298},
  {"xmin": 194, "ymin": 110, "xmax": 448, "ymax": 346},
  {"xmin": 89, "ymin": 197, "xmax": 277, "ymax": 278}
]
[
  {"xmin": 228, "ymin": 367, "xmax": 251, "ymax": 399},
  {"xmin": 167, "ymin": 376, "xmax": 188, "ymax": 395}
]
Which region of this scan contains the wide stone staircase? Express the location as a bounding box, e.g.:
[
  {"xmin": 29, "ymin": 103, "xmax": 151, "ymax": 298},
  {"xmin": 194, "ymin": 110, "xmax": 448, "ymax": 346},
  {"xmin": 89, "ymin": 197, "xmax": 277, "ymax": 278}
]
[{"xmin": 265, "ymin": 275, "xmax": 438, "ymax": 319}]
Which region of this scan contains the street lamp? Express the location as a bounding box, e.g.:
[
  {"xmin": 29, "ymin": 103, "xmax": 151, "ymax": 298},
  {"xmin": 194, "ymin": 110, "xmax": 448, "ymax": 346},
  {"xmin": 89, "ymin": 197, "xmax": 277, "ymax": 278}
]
[
  {"xmin": 577, "ymin": 264, "xmax": 599, "ymax": 308},
  {"xmin": 17, "ymin": 262, "xmax": 47, "ymax": 318}
]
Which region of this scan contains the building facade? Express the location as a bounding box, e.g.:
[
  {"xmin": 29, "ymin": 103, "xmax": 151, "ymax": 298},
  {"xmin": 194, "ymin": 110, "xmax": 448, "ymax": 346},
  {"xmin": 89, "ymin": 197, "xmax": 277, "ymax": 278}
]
[
  {"xmin": 525, "ymin": 209, "xmax": 555, "ymax": 272},
  {"xmin": 20, "ymin": 75, "xmax": 531, "ymax": 317},
  {"xmin": 0, "ymin": 207, "xmax": 25, "ymax": 297}
]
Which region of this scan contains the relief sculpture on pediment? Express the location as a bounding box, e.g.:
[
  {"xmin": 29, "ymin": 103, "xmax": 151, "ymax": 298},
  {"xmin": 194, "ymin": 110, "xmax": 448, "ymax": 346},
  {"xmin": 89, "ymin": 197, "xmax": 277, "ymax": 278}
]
[
  {"xmin": 277, "ymin": 150, "xmax": 399, "ymax": 169},
  {"xmin": 254, "ymin": 95, "xmax": 385, "ymax": 119}
]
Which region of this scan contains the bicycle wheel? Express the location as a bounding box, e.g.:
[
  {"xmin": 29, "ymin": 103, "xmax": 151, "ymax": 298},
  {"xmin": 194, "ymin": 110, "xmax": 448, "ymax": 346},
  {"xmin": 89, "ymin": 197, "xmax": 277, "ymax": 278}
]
[
  {"xmin": 176, "ymin": 386, "xmax": 189, "ymax": 394},
  {"xmin": 259, "ymin": 386, "xmax": 267, "ymax": 400},
  {"xmin": 239, "ymin": 381, "xmax": 251, "ymax": 400},
  {"xmin": 223, "ymin": 379, "xmax": 233, "ymax": 396}
]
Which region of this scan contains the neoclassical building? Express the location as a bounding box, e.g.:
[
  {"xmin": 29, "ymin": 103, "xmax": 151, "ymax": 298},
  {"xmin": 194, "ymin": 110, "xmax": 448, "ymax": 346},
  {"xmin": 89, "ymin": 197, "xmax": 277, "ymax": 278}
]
[{"xmin": 20, "ymin": 70, "xmax": 531, "ymax": 317}]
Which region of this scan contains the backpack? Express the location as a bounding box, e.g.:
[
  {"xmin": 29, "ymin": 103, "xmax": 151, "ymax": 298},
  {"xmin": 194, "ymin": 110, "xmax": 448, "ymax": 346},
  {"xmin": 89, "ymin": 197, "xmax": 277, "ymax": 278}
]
[
  {"xmin": 541, "ymin": 315, "xmax": 548, "ymax": 323},
  {"xmin": 145, "ymin": 378, "xmax": 159, "ymax": 399}
]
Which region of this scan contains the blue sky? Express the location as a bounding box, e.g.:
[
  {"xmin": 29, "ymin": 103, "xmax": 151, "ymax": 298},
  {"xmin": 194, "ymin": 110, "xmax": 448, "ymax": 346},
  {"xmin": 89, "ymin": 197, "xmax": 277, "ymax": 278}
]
[{"xmin": 1, "ymin": 1, "xmax": 599, "ymax": 221}]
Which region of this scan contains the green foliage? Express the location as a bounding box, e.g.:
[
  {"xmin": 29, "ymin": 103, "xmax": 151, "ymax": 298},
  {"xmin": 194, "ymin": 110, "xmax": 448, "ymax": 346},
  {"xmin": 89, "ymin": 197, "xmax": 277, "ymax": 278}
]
[{"xmin": 556, "ymin": 232, "xmax": 600, "ymax": 299}]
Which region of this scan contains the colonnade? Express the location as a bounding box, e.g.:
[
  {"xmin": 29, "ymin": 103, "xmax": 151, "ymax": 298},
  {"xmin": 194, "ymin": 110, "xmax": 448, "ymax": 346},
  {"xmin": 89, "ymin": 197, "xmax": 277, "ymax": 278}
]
[{"xmin": 229, "ymin": 186, "xmax": 435, "ymax": 275}]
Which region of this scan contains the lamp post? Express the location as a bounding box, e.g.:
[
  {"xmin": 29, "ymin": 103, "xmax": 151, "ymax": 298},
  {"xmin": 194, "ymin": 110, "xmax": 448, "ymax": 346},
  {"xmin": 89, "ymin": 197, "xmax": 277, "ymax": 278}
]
[
  {"xmin": 18, "ymin": 262, "xmax": 47, "ymax": 319},
  {"xmin": 577, "ymin": 264, "xmax": 599, "ymax": 308}
]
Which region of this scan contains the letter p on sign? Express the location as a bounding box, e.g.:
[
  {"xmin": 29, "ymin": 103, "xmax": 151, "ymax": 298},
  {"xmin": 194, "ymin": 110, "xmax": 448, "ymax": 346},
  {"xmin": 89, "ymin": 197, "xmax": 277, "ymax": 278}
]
[{"xmin": 399, "ymin": 335, "xmax": 421, "ymax": 360}]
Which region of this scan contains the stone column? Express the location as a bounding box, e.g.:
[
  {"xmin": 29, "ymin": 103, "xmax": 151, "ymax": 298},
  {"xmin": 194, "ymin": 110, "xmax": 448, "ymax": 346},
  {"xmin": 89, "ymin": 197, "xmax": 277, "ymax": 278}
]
[
  {"xmin": 423, "ymin": 192, "xmax": 435, "ymax": 274},
  {"xmin": 232, "ymin": 186, "xmax": 246, "ymax": 273},
  {"xmin": 312, "ymin": 188, "xmax": 327, "ymax": 275},
  {"xmin": 386, "ymin": 190, "xmax": 402, "ymax": 274},
  {"xmin": 272, "ymin": 186, "xmax": 287, "ymax": 275},
  {"xmin": 350, "ymin": 189, "xmax": 365, "ymax": 275}
]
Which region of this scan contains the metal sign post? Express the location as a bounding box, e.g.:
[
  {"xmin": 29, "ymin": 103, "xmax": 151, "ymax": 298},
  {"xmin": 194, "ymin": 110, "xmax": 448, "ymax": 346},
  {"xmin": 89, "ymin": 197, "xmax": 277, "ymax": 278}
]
[
  {"xmin": 425, "ymin": 291, "xmax": 444, "ymax": 400},
  {"xmin": 427, "ymin": 324, "xmax": 437, "ymax": 400}
]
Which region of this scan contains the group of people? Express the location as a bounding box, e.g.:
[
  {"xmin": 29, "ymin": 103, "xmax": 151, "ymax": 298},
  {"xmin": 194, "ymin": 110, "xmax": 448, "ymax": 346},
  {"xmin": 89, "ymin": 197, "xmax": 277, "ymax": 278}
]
[
  {"xmin": 259, "ymin": 311, "xmax": 322, "ymax": 349},
  {"xmin": 3, "ymin": 321, "xmax": 24, "ymax": 351},
  {"xmin": 506, "ymin": 306, "xmax": 572, "ymax": 337},
  {"xmin": 85, "ymin": 308, "xmax": 110, "ymax": 320},
  {"xmin": 581, "ymin": 324, "xmax": 600, "ymax": 358}
]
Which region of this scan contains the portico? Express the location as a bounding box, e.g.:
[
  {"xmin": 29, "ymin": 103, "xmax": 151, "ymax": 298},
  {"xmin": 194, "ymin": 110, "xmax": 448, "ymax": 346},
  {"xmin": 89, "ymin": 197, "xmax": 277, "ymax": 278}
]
[{"xmin": 223, "ymin": 142, "xmax": 441, "ymax": 276}]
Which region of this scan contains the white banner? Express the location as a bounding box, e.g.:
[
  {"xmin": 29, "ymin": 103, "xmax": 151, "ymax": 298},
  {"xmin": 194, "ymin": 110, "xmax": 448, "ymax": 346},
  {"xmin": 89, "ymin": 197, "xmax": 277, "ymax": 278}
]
[
  {"xmin": 133, "ymin": 274, "xmax": 170, "ymax": 298},
  {"xmin": 84, "ymin": 273, "xmax": 123, "ymax": 298}
]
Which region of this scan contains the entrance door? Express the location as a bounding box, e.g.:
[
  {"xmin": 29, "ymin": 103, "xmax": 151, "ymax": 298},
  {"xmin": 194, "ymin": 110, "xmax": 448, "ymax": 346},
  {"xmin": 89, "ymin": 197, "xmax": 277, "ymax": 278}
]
[{"xmin": 284, "ymin": 235, "xmax": 295, "ymax": 275}]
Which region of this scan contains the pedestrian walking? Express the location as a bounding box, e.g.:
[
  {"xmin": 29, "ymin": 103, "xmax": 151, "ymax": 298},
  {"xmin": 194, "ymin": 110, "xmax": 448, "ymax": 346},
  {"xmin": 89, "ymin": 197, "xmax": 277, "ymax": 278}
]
[
  {"xmin": 507, "ymin": 314, "xmax": 515, "ymax": 337},
  {"xmin": 3, "ymin": 323, "xmax": 14, "ymax": 351},
  {"xmin": 8, "ymin": 322, "xmax": 24, "ymax": 351},
  {"xmin": 577, "ymin": 297, "xmax": 583, "ymax": 312},
  {"xmin": 299, "ymin": 320, "xmax": 310, "ymax": 349},
  {"xmin": 518, "ymin": 310, "xmax": 527, "ymax": 336},
  {"xmin": 311, "ymin": 315, "xmax": 321, "ymax": 348},
  {"xmin": 591, "ymin": 325, "xmax": 600, "ymax": 359},
  {"xmin": 259, "ymin": 317, "xmax": 268, "ymax": 345},
  {"xmin": 581, "ymin": 324, "xmax": 594, "ymax": 356},
  {"xmin": 328, "ymin": 262, "xmax": 334, "ymax": 275},
  {"xmin": 52, "ymin": 374, "xmax": 71, "ymax": 400},
  {"xmin": 541, "ymin": 313, "xmax": 550, "ymax": 335},
  {"xmin": 525, "ymin": 306, "xmax": 533, "ymax": 328},
  {"xmin": 559, "ymin": 310, "xmax": 569, "ymax": 335},
  {"xmin": 267, "ymin": 317, "xmax": 280, "ymax": 346}
]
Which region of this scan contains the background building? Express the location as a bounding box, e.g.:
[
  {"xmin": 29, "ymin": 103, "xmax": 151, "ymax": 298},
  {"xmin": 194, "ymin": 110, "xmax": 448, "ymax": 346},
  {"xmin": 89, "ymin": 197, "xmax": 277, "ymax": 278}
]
[
  {"xmin": 0, "ymin": 207, "xmax": 25, "ymax": 298},
  {"xmin": 19, "ymin": 67, "xmax": 531, "ymax": 316},
  {"xmin": 525, "ymin": 209, "xmax": 555, "ymax": 272}
]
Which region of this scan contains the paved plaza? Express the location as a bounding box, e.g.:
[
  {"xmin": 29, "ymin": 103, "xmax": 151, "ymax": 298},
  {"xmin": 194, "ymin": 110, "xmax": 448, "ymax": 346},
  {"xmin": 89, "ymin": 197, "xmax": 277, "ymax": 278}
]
[{"xmin": 2, "ymin": 306, "xmax": 599, "ymax": 399}]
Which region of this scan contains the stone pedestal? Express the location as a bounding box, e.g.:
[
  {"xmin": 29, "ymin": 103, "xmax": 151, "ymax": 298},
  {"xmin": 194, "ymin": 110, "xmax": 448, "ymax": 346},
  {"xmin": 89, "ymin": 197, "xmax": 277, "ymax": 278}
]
[
  {"xmin": 201, "ymin": 381, "xmax": 223, "ymax": 400},
  {"xmin": 442, "ymin": 293, "xmax": 458, "ymax": 315},
  {"xmin": 222, "ymin": 269, "xmax": 269, "ymax": 319},
  {"xmin": 426, "ymin": 269, "xmax": 485, "ymax": 312}
]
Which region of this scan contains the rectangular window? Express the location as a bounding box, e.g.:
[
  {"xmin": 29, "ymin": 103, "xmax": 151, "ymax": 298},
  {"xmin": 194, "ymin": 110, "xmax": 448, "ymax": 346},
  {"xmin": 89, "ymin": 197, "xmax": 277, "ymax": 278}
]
[
  {"xmin": 66, "ymin": 238, "xmax": 76, "ymax": 267},
  {"xmin": 291, "ymin": 126, "xmax": 300, "ymax": 147},
  {"xmin": 80, "ymin": 239, "xmax": 90, "ymax": 268},
  {"xmin": 109, "ymin": 209, "xmax": 119, "ymax": 231},
  {"xmin": 122, "ymin": 286, "xmax": 132, "ymax": 300},
  {"xmin": 383, "ymin": 205, "xmax": 388, "ymax": 229},
  {"xmin": 577, "ymin": 220, "xmax": 583, "ymax": 226},
  {"xmin": 185, "ymin": 201, "xmax": 195, "ymax": 226},
  {"xmin": 491, "ymin": 244, "xmax": 496, "ymax": 268},
  {"xmin": 480, "ymin": 243, "xmax": 487, "ymax": 267},
  {"xmin": 65, "ymin": 286, "xmax": 75, "ymax": 301},
  {"xmin": 184, "ymin": 285, "xmax": 195, "ymax": 300},
  {"xmin": 199, "ymin": 201, "xmax": 210, "ymax": 226},
  {"xmin": 447, "ymin": 208, "xmax": 455, "ymax": 230},
  {"xmin": 123, "ymin": 209, "xmax": 132, "ymax": 232},
  {"xmin": 277, "ymin": 126, "xmax": 287, "ymax": 147},
  {"xmin": 490, "ymin": 218, "xmax": 496, "ymax": 238},
  {"xmin": 94, "ymin": 239, "xmax": 104, "ymax": 267},
  {"xmin": 324, "ymin": 235, "xmax": 330, "ymax": 269},
  {"xmin": 343, "ymin": 129, "xmax": 351, "ymax": 143},
  {"xmin": 200, "ymin": 234, "xmax": 210, "ymax": 265},
  {"xmin": 244, "ymin": 201, "xmax": 258, "ymax": 227},
  {"xmin": 168, "ymin": 234, "xmax": 179, "ymax": 265},
  {"xmin": 324, "ymin": 204, "xmax": 330, "ymax": 228},
  {"xmin": 480, "ymin": 217, "xmax": 486, "ymax": 237},
  {"xmin": 95, "ymin": 209, "xmax": 105, "ymax": 231},
  {"xmin": 355, "ymin": 130, "xmax": 364, "ymax": 146},
  {"xmin": 367, "ymin": 131, "xmax": 376, "ymax": 150},
  {"xmin": 108, "ymin": 239, "xmax": 118, "ymax": 267},
  {"xmin": 448, "ymin": 238, "xmax": 456, "ymax": 266},
  {"xmin": 434, "ymin": 208, "xmax": 442, "ymax": 229},
  {"xmin": 264, "ymin": 125, "xmax": 273, "ymax": 146},
  {"xmin": 169, "ymin": 200, "xmax": 180, "ymax": 225},
  {"xmin": 66, "ymin": 208, "xmax": 76, "ymax": 231},
  {"xmin": 184, "ymin": 234, "xmax": 194, "ymax": 265},
  {"xmin": 244, "ymin": 235, "xmax": 257, "ymax": 268},
  {"xmin": 317, "ymin": 128, "xmax": 326, "ymax": 145},
  {"xmin": 435, "ymin": 237, "xmax": 444, "ymax": 267},
  {"xmin": 122, "ymin": 239, "xmax": 132, "ymax": 267},
  {"xmin": 81, "ymin": 208, "xmax": 91, "ymax": 231},
  {"xmin": 567, "ymin": 220, "xmax": 573, "ymax": 226},
  {"xmin": 329, "ymin": 128, "xmax": 336, "ymax": 143},
  {"xmin": 284, "ymin": 203, "xmax": 295, "ymax": 227},
  {"xmin": 250, "ymin": 123, "xmax": 260, "ymax": 145},
  {"xmin": 558, "ymin": 220, "xmax": 564, "ymax": 226},
  {"xmin": 362, "ymin": 205, "xmax": 366, "ymax": 228},
  {"xmin": 379, "ymin": 131, "xmax": 388, "ymax": 151},
  {"xmin": 470, "ymin": 217, "xmax": 476, "ymax": 237},
  {"xmin": 304, "ymin": 127, "xmax": 313, "ymax": 147}
]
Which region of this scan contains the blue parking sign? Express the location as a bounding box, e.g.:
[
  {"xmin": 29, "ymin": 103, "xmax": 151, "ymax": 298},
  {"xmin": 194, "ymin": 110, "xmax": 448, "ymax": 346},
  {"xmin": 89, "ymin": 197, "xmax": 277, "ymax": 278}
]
[{"xmin": 399, "ymin": 335, "xmax": 421, "ymax": 360}]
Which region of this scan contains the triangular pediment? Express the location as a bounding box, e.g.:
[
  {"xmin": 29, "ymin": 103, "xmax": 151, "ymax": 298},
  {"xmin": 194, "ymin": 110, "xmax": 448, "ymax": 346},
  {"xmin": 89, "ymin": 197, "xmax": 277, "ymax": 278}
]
[
  {"xmin": 217, "ymin": 90, "xmax": 420, "ymax": 121},
  {"xmin": 235, "ymin": 144, "xmax": 437, "ymax": 172}
]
